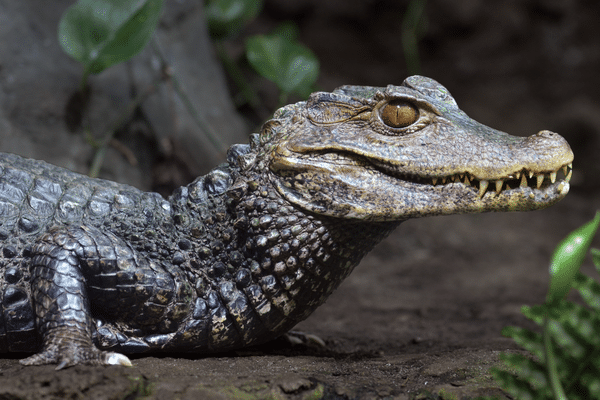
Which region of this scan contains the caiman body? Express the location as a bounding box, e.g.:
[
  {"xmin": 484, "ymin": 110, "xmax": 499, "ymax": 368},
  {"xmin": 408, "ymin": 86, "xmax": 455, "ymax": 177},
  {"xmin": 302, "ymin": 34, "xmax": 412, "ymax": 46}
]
[{"xmin": 0, "ymin": 76, "xmax": 573, "ymax": 367}]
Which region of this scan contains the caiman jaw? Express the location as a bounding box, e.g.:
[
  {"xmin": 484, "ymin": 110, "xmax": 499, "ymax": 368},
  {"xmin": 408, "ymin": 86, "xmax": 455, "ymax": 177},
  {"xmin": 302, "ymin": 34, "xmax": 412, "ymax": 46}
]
[{"xmin": 398, "ymin": 162, "xmax": 573, "ymax": 199}]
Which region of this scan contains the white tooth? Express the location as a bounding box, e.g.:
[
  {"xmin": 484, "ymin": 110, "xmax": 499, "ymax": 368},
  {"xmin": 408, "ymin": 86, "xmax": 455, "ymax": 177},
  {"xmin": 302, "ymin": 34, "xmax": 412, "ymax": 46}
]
[
  {"xmin": 495, "ymin": 180, "xmax": 503, "ymax": 195},
  {"xmin": 557, "ymin": 182, "xmax": 569, "ymax": 195},
  {"xmin": 515, "ymin": 172, "xmax": 521, "ymax": 179},
  {"xmin": 432, "ymin": 177, "xmax": 437, "ymax": 185},
  {"xmin": 478, "ymin": 180, "xmax": 489, "ymax": 199},
  {"xmin": 528, "ymin": 171, "xmax": 534, "ymax": 179},
  {"xmin": 568, "ymin": 163, "xmax": 572, "ymax": 169},
  {"xmin": 536, "ymin": 174, "xmax": 544, "ymax": 189},
  {"xmin": 520, "ymin": 173, "xmax": 528, "ymax": 188},
  {"xmin": 566, "ymin": 170, "xmax": 572, "ymax": 182},
  {"xmin": 550, "ymin": 171, "xmax": 557, "ymax": 183}
]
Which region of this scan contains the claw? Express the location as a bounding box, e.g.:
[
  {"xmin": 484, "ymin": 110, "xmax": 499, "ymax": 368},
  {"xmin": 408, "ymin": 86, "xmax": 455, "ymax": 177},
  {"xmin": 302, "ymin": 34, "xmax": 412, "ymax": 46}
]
[
  {"xmin": 106, "ymin": 352, "xmax": 133, "ymax": 367},
  {"xmin": 56, "ymin": 360, "xmax": 69, "ymax": 370}
]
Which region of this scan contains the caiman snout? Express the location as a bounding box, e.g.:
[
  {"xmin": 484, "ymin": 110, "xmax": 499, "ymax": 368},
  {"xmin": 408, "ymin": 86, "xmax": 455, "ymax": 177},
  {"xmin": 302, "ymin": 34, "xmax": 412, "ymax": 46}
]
[{"xmin": 520, "ymin": 130, "xmax": 574, "ymax": 174}]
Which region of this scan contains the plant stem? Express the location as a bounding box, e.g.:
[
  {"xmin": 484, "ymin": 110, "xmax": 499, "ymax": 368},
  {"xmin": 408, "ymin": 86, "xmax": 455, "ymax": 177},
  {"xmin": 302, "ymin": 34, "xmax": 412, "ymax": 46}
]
[
  {"xmin": 277, "ymin": 91, "xmax": 289, "ymax": 111},
  {"xmin": 80, "ymin": 69, "xmax": 90, "ymax": 92},
  {"xmin": 88, "ymin": 81, "xmax": 157, "ymax": 178},
  {"xmin": 214, "ymin": 40, "xmax": 261, "ymax": 111},
  {"xmin": 150, "ymin": 39, "xmax": 228, "ymax": 154},
  {"xmin": 543, "ymin": 314, "xmax": 567, "ymax": 400}
]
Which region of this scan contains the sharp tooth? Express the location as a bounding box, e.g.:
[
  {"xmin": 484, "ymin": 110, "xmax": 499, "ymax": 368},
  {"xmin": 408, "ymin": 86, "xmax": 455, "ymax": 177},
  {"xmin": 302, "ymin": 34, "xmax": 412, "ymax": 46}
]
[
  {"xmin": 562, "ymin": 165, "xmax": 568, "ymax": 176},
  {"xmin": 520, "ymin": 173, "xmax": 528, "ymax": 187},
  {"xmin": 432, "ymin": 177, "xmax": 437, "ymax": 185},
  {"xmin": 529, "ymin": 171, "xmax": 534, "ymax": 179},
  {"xmin": 464, "ymin": 175, "xmax": 470, "ymax": 185},
  {"xmin": 566, "ymin": 169, "xmax": 572, "ymax": 182},
  {"xmin": 459, "ymin": 174, "xmax": 464, "ymax": 179},
  {"xmin": 442, "ymin": 177, "xmax": 447, "ymax": 184},
  {"xmin": 495, "ymin": 180, "xmax": 503, "ymax": 195},
  {"xmin": 477, "ymin": 180, "xmax": 489, "ymax": 199},
  {"xmin": 515, "ymin": 172, "xmax": 521, "ymax": 179},
  {"xmin": 536, "ymin": 174, "xmax": 544, "ymax": 189},
  {"xmin": 568, "ymin": 163, "xmax": 572, "ymax": 169},
  {"xmin": 550, "ymin": 171, "xmax": 557, "ymax": 183}
]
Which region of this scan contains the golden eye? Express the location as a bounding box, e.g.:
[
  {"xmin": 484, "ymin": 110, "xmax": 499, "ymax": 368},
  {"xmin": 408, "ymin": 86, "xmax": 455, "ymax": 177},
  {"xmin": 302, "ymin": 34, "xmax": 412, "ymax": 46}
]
[{"xmin": 380, "ymin": 101, "xmax": 419, "ymax": 128}]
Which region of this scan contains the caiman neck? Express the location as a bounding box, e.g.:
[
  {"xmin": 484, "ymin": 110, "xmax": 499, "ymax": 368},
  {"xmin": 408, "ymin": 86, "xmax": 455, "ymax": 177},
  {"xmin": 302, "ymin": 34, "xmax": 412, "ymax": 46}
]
[
  {"xmin": 169, "ymin": 165, "xmax": 398, "ymax": 335},
  {"xmin": 233, "ymin": 179, "xmax": 399, "ymax": 324}
]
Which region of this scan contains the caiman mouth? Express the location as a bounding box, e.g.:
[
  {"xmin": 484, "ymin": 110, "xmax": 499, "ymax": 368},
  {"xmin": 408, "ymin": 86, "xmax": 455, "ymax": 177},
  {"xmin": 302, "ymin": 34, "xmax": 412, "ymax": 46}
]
[
  {"xmin": 311, "ymin": 151, "xmax": 573, "ymax": 199},
  {"xmin": 384, "ymin": 163, "xmax": 573, "ymax": 198}
]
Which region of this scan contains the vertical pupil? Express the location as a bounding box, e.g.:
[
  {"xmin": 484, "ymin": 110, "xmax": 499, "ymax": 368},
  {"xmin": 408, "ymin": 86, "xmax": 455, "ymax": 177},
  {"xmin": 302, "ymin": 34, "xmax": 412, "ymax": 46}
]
[{"xmin": 381, "ymin": 101, "xmax": 418, "ymax": 128}]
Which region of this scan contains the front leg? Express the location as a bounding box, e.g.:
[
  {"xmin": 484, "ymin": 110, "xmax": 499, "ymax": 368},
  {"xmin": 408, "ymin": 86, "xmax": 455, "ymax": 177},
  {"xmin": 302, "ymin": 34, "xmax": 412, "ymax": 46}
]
[{"xmin": 20, "ymin": 225, "xmax": 180, "ymax": 369}]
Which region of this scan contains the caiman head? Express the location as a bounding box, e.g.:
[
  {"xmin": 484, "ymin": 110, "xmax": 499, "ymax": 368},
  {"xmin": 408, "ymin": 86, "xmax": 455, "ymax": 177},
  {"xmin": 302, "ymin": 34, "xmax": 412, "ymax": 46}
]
[{"xmin": 249, "ymin": 75, "xmax": 573, "ymax": 221}]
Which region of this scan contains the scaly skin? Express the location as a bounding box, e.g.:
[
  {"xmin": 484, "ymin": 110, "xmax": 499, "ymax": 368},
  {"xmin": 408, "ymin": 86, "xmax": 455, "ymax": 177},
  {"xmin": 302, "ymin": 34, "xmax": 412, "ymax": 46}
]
[{"xmin": 0, "ymin": 76, "xmax": 573, "ymax": 368}]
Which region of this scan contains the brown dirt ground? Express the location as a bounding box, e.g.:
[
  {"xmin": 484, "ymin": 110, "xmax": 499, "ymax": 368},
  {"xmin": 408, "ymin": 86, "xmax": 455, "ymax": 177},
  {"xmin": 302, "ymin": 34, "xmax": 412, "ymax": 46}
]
[{"xmin": 1, "ymin": 1, "xmax": 599, "ymax": 399}]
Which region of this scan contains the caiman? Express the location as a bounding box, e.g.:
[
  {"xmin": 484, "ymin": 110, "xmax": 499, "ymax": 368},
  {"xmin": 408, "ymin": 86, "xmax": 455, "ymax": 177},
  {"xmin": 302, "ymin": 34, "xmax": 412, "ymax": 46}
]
[{"xmin": 0, "ymin": 76, "xmax": 573, "ymax": 368}]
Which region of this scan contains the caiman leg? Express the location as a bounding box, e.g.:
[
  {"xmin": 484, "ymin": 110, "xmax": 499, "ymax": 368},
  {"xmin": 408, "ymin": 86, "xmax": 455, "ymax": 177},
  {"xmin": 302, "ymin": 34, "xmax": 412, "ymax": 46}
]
[{"xmin": 20, "ymin": 225, "xmax": 183, "ymax": 369}]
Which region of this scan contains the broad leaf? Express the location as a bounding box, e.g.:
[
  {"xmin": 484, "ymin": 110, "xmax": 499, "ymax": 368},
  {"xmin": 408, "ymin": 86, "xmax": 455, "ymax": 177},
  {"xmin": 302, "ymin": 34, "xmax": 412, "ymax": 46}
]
[
  {"xmin": 206, "ymin": 0, "xmax": 264, "ymax": 38},
  {"xmin": 58, "ymin": 0, "xmax": 163, "ymax": 75},
  {"xmin": 246, "ymin": 32, "xmax": 319, "ymax": 97}
]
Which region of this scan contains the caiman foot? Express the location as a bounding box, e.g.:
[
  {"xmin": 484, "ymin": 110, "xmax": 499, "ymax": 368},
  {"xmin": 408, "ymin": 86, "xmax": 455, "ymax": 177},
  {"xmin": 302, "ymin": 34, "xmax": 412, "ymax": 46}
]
[
  {"xmin": 20, "ymin": 327, "xmax": 132, "ymax": 369},
  {"xmin": 284, "ymin": 330, "xmax": 327, "ymax": 348}
]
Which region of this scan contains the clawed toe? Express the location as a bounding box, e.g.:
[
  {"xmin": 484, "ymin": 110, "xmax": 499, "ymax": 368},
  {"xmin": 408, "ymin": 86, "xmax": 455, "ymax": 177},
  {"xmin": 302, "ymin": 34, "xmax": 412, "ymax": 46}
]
[
  {"xmin": 284, "ymin": 331, "xmax": 327, "ymax": 347},
  {"xmin": 20, "ymin": 346, "xmax": 132, "ymax": 369}
]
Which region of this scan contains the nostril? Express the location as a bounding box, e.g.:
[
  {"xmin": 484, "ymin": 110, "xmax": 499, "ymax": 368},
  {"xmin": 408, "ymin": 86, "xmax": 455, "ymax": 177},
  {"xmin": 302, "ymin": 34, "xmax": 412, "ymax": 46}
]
[{"xmin": 535, "ymin": 130, "xmax": 559, "ymax": 139}]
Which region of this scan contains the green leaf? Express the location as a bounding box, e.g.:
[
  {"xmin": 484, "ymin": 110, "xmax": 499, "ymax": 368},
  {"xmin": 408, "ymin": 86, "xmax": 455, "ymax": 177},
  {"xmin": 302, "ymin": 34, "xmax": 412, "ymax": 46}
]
[
  {"xmin": 496, "ymin": 354, "xmax": 551, "ymax": 398},
  {"xmin": 580, "ymin": 371, "xmax": 600, "ymax": 398},
  {"xmin": 501, "ymin": 326, "xmax": 544, "ymax": 359},
  {"xmin": 491, "ymin": 368, "xmax": 548, "ymax": 400},
  {"xmin": 574, "ymin": 272, "xmax": 600, "ymax": 311},
  {"xmin": 592, "ymin": 248, "xmax": 600, "ymax": 269},
  {"xmin": 521, "ymin": 304, "xmax": 549, "ymax": 325},
  {"xmin": 58, "ymin": 0, "xmax": 163, "ymax": 75},
  {"xmin": 271, "ymin": 21, "xmax": 300, "ymax": 42},
  {"xmin": 206, "ymin": 0, "xmax": 263, "ymax": 38},
  {"xmin": 246, "ymin": 31, "xmax": 319, "ymax": 97},
  {"xmin": 548, "ymin": 212, "xmax": 600, "ymax": 304}
]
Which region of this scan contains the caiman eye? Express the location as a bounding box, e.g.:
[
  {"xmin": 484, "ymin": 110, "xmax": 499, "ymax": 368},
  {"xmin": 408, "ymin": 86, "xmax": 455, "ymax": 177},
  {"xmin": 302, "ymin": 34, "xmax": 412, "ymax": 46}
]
[{"xmin": 380, "ymin": 100, "xmax": 419, "ymax": 128}]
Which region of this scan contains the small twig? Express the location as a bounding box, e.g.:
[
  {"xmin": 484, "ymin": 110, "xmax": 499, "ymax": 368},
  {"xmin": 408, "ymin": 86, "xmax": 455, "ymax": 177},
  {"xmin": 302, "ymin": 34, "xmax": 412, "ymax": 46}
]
[{"xmin": 109, "ymin": 138, "xmax": 138, "ymax": 167}]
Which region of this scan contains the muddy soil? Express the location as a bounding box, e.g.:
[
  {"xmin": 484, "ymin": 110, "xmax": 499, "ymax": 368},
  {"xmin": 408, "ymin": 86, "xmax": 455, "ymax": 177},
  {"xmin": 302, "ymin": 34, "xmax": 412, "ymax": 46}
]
[{"xmin": 1, "ymin": 0, "xmax": 599, "ymax": 399}]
